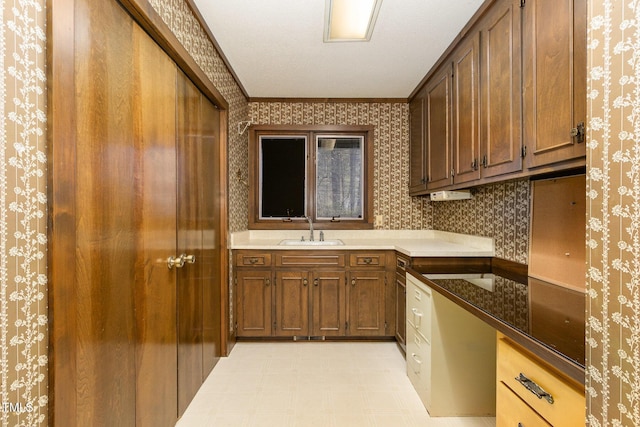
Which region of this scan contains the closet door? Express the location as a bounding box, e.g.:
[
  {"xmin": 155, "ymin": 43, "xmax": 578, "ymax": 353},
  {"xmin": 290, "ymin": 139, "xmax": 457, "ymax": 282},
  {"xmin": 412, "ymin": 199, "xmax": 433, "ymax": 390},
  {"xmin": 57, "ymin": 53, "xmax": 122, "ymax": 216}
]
[
  {"xmin": 201, "ymin": 99, "xmax": 222, "ymax": 377},
  {"xmin": 134, "ymin": 25, "xmax": 179, "ymax": 427},
  {"xmin": 177, "ymin": 73, "xmax": 205, "ymax": 415}
]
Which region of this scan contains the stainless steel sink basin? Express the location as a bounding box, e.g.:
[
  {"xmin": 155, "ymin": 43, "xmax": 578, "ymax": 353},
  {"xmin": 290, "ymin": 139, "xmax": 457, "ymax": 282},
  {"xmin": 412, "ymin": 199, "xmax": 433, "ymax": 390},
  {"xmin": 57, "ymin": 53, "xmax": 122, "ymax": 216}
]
[{"xmin": 278, "ymin": 239, "xmax": 345, "ymax": 246}]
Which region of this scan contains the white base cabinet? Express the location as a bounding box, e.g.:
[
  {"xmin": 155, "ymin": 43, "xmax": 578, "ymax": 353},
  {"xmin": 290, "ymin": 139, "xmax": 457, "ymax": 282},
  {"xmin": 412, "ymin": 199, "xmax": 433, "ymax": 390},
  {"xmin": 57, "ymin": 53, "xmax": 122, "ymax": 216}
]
[{"xmin": 406, "ymin": 273, "xmax": 496, "ymax": 416}]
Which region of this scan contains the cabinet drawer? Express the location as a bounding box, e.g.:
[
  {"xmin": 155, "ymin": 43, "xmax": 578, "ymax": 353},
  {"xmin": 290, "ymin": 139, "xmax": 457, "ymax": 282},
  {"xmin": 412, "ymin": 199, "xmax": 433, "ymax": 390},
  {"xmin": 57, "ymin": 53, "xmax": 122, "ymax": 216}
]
[
  {"xmin": 406, "ymin": 326, "xmax": 431, "ymax": 409},
  {"xmin": 276, "ymin": 252, "xmax": 345, "ymax": 267},
  {"xmin": 497, "ymin": 335, "xmax": 584, "ymax": 426},
  {"xmin": 236, "ymin": 252, "xmax": 272, "ymax": 267},
  {"xmin": 396, "ymin": 254, "xmax": 410, "ymax": 275},
  {"xmin": 497, "ymin": 383, "xmax": 550, "ymax": 427},
  {"xmin": 350, "ymin": 252, "xmax": 386, "ymax": 267}
]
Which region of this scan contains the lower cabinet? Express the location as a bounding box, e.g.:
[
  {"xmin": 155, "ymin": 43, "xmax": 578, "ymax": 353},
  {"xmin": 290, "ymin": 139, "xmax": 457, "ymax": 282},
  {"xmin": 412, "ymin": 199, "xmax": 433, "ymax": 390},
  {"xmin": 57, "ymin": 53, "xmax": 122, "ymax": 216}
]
[
  {"xmin": 406, "ymin": 273, "xmax": 496, "ymax": 416},
  {"xmin": 496, "ymin": 333, "xmax": 585, "ymax": 426},
  {"xmin": 234, "ymin": 250, "xmax": 394, "ymax": 338}
]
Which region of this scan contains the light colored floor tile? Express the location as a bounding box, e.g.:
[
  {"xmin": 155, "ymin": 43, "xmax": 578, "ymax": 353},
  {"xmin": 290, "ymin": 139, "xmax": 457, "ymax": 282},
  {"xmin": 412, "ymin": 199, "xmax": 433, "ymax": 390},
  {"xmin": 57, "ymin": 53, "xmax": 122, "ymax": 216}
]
[{"xmin": 177, "ymin": 341, "xmax": 495, "ymax": 427}]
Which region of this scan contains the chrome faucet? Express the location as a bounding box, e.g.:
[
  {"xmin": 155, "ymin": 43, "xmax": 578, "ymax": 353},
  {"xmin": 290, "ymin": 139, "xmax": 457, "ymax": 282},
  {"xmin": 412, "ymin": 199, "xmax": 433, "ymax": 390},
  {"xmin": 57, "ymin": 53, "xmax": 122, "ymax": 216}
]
[{"xmin": 306, "ymin": 216, "xmax": 314, "ymax": 241}]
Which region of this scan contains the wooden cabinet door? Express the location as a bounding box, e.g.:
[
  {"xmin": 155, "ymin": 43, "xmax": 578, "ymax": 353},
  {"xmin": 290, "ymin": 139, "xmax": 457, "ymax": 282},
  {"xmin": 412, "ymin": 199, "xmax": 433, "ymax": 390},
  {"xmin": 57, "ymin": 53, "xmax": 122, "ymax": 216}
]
[
  {"xmin": 409, "ymin": 88, "xmax": 428, "ymax": 194},
  {"xmin": 348, "ymin": 271, "xmax": 387, "ymax": 336},
  {"xmin": 236, "ymin": 270, "xmax": 273, "ymax": 336},
  {"xmin": 523, "ymin": 0, "xmax": 586, "ymax": 169},
  {"xmin": 452, "ymin": 32, "xmax": 481, "ymax": 185},
  {"xmin": 275, "ymin": 271, "xmax": 310, "ymax": 336},
  {"xmin": 311, "ymin": 271, "xmax": 347, "ymax": 336},
  {"xmin": 426, "ymin": 64, "xmax": 453, "ymax": 190},
  {"xmin": 480, "ymin": 0, "xmax": 523, "ymax": 178}
]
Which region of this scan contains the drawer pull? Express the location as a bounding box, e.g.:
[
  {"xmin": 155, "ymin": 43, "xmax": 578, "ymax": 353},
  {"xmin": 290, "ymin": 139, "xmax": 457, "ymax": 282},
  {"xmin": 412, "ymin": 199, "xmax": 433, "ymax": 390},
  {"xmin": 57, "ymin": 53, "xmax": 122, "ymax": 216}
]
[
  {"xmin": 248, "ymin": 257, "xmax": 260, "ymax": 264},
  {"xmin": 362, "ymin": 257, "xmax": 373, "ymax": 264},
  {"xmin": 412, "ymin": 308, "xmax": 423, "ymax": 327},
  {"xmin": 515, "ymin": 373, "xmax": 554, "ymax": 404}
]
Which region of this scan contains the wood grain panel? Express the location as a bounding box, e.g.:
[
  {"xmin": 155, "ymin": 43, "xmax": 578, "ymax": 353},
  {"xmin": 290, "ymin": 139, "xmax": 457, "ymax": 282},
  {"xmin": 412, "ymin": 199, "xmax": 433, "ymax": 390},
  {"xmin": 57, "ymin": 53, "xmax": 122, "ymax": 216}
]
[
  {"xmin": 523, "ymin": 0, "xmax": 586, "ymax": 168},
  {"xmin": 275, "ymin": 271, "xmax": 310, "ymax": 336},
  {"xmin": 312, "ymin": 272, "xmax": 346, "ymax": 336},
  {"xmin": 480, "ymin": 0, "xmax": 522, "ymax": 178},
  {"xmin": 74, "ymin": 0, "xmax": 137, "ymax": 424},
  {"xmin": 201, "ymin": 98, "xmax": 222, "ymax": 378},
  {"xmin": 133, "ymin": 23, "xmax": 178, "ymax": 427},
  {"xmin": 426, "ymin": 65, "xmax": 452, "ymax": 190},
  {"xmin": 176, "ymin": 72, "xmax": 204, "ymax": 416},
  {"xmin": 452, "ymin": 32, "xmax": 481, "ymax": 184}
]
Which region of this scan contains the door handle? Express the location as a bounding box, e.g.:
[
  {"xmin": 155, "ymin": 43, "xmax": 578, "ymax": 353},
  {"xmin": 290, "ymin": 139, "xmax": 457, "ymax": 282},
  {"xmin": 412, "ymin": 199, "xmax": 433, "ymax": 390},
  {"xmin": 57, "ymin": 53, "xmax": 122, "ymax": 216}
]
[
  {"xmin": 183, "ymin": 254, "xmax": 196, "ymax": 264},
  {"xmin": 167, "ymin": 255, "xmax": 185, "ymax": 270}
]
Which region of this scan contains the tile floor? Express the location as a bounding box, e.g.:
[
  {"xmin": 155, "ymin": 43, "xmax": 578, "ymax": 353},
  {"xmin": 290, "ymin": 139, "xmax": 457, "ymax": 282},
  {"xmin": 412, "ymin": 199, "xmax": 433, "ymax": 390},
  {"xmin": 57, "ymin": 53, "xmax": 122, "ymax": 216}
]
[{"xmin": 177, "ymin": 341, "xmax": 496, "ymax": 427}]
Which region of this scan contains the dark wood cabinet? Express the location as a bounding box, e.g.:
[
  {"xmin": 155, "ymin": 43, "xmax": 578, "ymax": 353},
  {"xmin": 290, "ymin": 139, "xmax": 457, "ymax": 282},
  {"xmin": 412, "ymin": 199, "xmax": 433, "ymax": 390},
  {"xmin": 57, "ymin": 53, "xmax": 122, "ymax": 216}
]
[
  {"xmin": 275, "ymin": 270, "xmax": 310, "ymax": 336},
  {"xmin": 408, "ymin": 0, "xmax": 586, "ymax": 195},
  {"xmin": 452, "ymin": 31, "xmax": 482, "ymax": 185},
  {"xmin": 236, "ymin": 269, "xmax": 273, "ymax": 337},
  {"xmin": 425, "ymin": 63, "xmax": 453, "ymax": 190},
  {"xmin": 348, "ymin": 270, "xmax": 387, "ymax": 336},
  {"xmin": 479, "ymin": 0, "xmax": 523, "ymax": 178},
  {"xmin": 234, "ymin": 250, "xmax": 394, "ymax": 338},
  {"xmin": 311, "ymin": 271, "xmax": 347, "ymax": 336},
  {"xmin": 522, "ymin": 0, "xmax": 587, "ymax": 170},
  {"xmin": 409, "ymin": 88, "xmax": 428, "ymax": 193}
]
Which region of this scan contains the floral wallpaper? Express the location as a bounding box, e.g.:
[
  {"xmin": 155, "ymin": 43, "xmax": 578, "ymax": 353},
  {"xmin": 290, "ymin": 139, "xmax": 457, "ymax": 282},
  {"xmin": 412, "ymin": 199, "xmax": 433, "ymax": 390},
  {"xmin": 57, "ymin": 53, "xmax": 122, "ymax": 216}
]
[
  {"xmin": 0, "ymin": 0, "xmax": 47, "ymax": 426},
  {"xmin": 586, "ymin": 0, "xmax": 640, "ymax": 425},
  {"xmin": 432, "ymin": 179, "xmax": 531, "ymax": 264}
]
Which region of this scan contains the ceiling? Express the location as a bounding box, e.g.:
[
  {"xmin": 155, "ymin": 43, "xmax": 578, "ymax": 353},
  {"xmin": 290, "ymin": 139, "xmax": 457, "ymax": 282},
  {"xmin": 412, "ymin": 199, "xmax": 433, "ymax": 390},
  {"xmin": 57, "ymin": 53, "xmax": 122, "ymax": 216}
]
[{"xmin": 192, "ymin": 0, "xmax": 485, "ymax": 99}]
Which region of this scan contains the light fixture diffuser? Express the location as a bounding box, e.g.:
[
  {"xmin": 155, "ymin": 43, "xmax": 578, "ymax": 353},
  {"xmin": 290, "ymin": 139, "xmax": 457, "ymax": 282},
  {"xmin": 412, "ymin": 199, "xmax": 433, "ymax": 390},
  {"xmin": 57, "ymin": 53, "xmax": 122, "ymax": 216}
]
[{"xmin": 324, "ymin": 0, "xmax": 382, "ymax": 42}]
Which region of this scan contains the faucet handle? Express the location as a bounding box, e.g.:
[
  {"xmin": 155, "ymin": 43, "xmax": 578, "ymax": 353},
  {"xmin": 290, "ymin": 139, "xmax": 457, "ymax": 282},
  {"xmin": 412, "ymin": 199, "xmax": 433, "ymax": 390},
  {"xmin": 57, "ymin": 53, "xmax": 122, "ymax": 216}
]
[{"xmin": 319, "ymin": 231, "xmax": 324, "ymax": 241}]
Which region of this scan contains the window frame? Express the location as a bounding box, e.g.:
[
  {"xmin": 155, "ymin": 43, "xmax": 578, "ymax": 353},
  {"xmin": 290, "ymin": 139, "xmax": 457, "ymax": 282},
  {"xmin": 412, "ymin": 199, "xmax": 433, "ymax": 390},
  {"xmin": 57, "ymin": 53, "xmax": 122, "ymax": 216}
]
[{"xmin": 248, "ymin": 124, "xmax": 374, "ymax": 230}]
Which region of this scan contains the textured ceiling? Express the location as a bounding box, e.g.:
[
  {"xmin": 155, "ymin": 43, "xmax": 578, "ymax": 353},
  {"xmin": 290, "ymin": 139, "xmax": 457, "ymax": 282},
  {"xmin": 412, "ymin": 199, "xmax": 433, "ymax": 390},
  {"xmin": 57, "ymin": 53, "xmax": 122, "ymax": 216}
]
[{"xmin": 193, "ymin": 0, "xmax": 485, "ymax": 98}]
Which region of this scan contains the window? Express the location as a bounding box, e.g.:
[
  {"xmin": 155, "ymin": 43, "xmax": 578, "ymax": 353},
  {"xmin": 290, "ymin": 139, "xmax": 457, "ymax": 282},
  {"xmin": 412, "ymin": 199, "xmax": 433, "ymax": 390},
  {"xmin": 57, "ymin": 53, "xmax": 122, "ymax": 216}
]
[{"xmin": 249, "ymin": 125, "xmax": 373, "ymax": 229}]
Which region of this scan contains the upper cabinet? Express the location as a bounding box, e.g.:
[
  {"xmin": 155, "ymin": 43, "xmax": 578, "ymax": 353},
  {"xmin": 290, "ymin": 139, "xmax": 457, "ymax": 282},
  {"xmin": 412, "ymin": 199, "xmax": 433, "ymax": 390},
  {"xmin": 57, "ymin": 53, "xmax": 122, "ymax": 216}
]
[
  {"xmin": 409, "ymin": 0, "xmax": 586, "ymax": 196},
  {"xmin": 479, "ymin": 0, "xmax": 522, "ymax": 179},
  {"xmin": 522, "ymin": 0, "xmax": 587, "ymax": 170},
  {"xmin": 409, "ymin": 88, "xmax": 428, "ymax": 193}
]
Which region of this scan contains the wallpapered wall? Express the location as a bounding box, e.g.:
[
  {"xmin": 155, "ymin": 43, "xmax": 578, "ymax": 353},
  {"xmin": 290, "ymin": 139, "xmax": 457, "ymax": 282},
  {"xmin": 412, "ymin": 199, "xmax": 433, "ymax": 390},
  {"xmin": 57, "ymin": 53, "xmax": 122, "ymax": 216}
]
[
  {"xmin": 586, "ymin": 1, "xmax": 640, "ymax": 425},
  {"xmin": 2, "ymin": 0, "xmax": 636, "ymax": 425},
  {"xmin": 0, "ymin": 0, "xmax": 47, "ymax": 425}
]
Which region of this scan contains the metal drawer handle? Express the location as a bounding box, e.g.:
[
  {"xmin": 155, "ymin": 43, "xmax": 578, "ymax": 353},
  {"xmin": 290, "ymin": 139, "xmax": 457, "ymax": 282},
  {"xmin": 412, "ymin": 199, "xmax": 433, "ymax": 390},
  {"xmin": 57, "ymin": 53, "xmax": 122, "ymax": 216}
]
[{"xmin": 515, "ymin": 373, "xmax": 554, "ymax": 404}]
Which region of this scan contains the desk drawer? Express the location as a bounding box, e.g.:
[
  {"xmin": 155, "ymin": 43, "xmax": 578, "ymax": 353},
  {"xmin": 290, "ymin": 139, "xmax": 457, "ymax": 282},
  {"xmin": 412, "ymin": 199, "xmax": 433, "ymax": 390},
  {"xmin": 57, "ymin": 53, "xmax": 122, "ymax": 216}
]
[
  {"xmin": 497, "ymin": 335, "xmax": 584, "ymax": 426},
  {"xmin": 497, "ymin": 382, "xmax": 549, "ymax": 427}
]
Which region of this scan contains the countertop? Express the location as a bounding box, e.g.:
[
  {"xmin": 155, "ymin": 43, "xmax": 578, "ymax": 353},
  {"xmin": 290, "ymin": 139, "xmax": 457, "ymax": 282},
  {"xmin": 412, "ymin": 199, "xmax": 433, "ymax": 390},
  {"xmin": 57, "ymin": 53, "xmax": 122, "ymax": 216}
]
[
  {"xmin": 229, "ymin": 230, "xmax": 495, "ymax": 257},
  {"xmin": 407, "ymin": 263, "xmax": 586, "ymax": 383}
]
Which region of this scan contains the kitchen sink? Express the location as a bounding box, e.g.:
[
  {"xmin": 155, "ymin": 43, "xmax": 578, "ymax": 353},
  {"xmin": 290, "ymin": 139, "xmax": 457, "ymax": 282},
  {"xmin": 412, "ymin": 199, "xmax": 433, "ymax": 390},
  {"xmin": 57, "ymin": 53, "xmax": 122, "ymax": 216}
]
[{"xmin": 278, "ymin": 239, "xmax": 345, "ymax": 246}]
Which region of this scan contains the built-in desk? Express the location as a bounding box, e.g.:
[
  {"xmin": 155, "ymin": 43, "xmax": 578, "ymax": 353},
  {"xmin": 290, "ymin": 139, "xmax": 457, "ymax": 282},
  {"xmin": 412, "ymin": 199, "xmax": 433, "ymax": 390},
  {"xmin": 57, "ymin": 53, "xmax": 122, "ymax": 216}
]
[{"xmin": 407, "ymin": 258, "xmax": 586, "ymax": 425}]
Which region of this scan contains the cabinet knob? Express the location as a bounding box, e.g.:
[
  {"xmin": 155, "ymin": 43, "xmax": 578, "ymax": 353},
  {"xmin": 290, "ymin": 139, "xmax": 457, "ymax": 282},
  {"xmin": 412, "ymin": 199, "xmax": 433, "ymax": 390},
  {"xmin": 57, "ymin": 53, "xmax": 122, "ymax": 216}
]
[
  {"xmin": 351, "ymin": 279, "xmax": 356, "ymax": 286},
  {"xmin": 303, "ymin": 278, "xmax": 308, "ymax": 286},
  {"xmin": 266, "ymin": 278, "xmax": 271, "ymax": 287},
  {"xmin": 570, "ymin": 121, "xmax": 585, "ymax": 143},
  {"xmin": 314, "ymin": 278, "xmax": 319, "ymax": 287}
]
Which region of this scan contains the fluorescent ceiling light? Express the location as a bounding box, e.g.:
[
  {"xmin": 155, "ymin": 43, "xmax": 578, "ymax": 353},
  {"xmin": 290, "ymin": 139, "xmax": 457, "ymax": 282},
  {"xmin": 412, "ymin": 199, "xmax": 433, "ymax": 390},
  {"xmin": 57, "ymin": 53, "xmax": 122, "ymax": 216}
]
[{"xmin": 324, "ymin": 0, "xmax": 382, "ymax": 42}]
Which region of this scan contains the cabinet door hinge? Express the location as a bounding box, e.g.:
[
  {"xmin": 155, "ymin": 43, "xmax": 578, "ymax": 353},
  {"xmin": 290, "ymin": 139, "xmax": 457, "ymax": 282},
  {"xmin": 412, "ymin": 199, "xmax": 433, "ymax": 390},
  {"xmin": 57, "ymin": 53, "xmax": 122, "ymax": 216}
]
[
  {"xmin": 520, "ymin": 0, "xmax": 525, "ymax": 8},
  {"xmin": 521, "ymin": 145, "xmax": 527, "ymax": 158},
  {"xmin": 234, "ymin": 277, "xmax": 237, "ymax": 285},
  {"xmin": 385, "ymin": 321, "xmax": 388, "ymax": 331},
  {"xmin": 345, "ymin": 321, "xmax": 349, "ymax": 330},
  {"xmin": 234, "ymin": 322, "xmax": 238, "ymax": 331}
]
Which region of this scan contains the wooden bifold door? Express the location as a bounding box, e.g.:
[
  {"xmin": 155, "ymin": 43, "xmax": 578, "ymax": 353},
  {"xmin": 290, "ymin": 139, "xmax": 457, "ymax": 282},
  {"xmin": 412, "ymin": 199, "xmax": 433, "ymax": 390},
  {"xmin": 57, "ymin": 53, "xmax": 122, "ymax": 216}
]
[{"xmin": 48, "ymin": 0, "xmax": 228, "ymax": 426}]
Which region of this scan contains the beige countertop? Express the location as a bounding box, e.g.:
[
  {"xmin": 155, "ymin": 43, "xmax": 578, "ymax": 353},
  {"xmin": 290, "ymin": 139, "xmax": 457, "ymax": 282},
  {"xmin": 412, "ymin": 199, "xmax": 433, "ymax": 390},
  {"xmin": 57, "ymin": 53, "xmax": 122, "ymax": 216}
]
[{"xmin": 229, "ymin": 230, "xmax": 494, "ymax": 257}]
